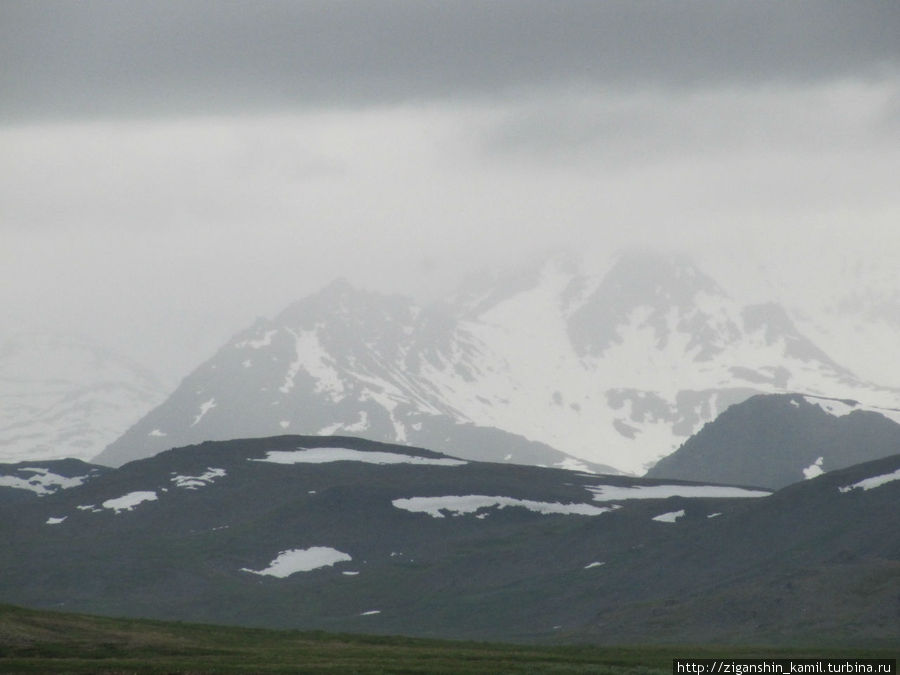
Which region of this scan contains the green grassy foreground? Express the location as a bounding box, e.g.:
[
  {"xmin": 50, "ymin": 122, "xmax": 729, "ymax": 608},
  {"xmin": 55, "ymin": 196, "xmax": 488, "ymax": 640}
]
[{"xmin": 0, "ymin": 604, "xmax": 893, "ymax": 674}]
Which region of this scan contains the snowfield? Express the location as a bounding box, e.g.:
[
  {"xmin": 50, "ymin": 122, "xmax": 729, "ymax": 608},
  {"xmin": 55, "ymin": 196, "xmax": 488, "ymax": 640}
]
[
  {"xmin": 252, "ymin": 447, "xmax": 467, "ymax": 467},
  {"xmin": 241, "ymin": 547, "xmax": 352, "ymax": 578},
  {"xmin": 585, "ymin": 483, "xmax": 771, "ymax": 501},
  {"xmin": 391, "ymin": 495, "xmax": 617, "ymax": 518},
  {"xmin": 102, "ymin": 491, "xmax": 158, "ymax": 513}
]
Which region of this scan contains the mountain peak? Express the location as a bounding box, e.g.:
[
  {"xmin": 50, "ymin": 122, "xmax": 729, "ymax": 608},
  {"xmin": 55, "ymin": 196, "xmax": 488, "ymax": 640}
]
[
  {"xmin": 448, "ymin": 250, "xmax": 584, "ymax": 319},
  {"xmin": 605, "ymin": 248, "xmax": 725, "ymax": 303},
  {"xmin": 567, "ymin": 249, "xmax": 730, "ymax": 359},
  {"xmin": 647, "ymin": 392, "xmax": 900, "ymax": 488},
  {"xmin": 275, "ymin": 278, "xmax": 419, "ymax": 329}
]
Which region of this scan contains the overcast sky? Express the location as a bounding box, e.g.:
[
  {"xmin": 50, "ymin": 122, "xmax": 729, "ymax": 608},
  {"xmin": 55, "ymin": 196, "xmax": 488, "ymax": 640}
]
[{"xmin": 2, "ymin": 1, "xmax": 899, "ymax": 383}]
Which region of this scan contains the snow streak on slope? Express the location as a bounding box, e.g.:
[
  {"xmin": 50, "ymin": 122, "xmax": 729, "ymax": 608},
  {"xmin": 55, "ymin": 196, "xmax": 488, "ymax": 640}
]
[{"xmin": 838, "ymin": 468, "xmax": 900, "ymax": 493}]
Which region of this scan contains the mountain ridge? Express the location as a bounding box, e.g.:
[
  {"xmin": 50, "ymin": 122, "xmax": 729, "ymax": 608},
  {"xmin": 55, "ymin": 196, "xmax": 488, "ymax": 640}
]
[
  {"xmin": 95, "ymin": 251, "xmax": 900, "ymax": 474},
  {"xmin": 647, "ymin": 392, "xmax": 900, "ymax": 488},
  {"xmin": 2, "ymin": 434, "xmax": 898, "ymax": 645}
]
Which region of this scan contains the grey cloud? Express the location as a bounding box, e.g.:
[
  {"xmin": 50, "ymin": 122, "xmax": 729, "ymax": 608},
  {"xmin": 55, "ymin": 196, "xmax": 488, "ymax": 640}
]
[
  {"xmin": 2, "ymin": 1, "xmax": 899, "ymax": 122},
  {"xmin": 479, "ymin": 82, "xmax": 900, "ymax": 166}
]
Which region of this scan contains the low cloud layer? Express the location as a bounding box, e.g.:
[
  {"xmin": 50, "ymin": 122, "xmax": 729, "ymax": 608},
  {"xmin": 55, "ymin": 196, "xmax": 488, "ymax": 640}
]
[
  {"xmin": 1, "ymin": 2, "xmax": 898, "ymax": 383},
  {"xmin": 2, "ymin": 1, "xmax": 899, "ymax": 121}
]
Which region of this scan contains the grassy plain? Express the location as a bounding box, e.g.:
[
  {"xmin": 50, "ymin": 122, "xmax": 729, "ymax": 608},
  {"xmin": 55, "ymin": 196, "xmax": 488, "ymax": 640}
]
[{"xmin": 0, "ymin": 603, "xmax": 894, "ymax": 674}]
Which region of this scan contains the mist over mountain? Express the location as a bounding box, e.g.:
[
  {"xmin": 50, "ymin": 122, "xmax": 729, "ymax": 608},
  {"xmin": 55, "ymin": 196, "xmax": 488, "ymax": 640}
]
[
  {"xmin": 0, "ymin": 331, "xmax": 167, "ymax": 464},
  {"xmin": 95, "ymin": 251, "xmax": 900, "ymax": 475},
  {"xmin": 3, "ymin": 2, "xmax": 898, "ymax": 657},
  {"xmin": 791, "ymin": 258, "xmax": 900, "ymax": 389}
]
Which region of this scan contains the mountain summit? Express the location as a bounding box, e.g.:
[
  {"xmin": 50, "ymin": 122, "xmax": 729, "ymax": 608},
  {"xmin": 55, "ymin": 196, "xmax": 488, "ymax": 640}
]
[{"xmin": 96, "ymin": 251, "xmax": 900, "ymax": 473}]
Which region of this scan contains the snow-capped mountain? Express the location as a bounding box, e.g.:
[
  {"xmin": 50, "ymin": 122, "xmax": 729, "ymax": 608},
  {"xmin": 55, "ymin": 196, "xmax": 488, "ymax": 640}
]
[
  {"xmin": 0, "ymin": 331, "xmax": 168, "ymax": 463},
  {"xmin": 96, "ymin": 251, "xmax": 900, "ymax": 474},
  {"xmin": 94, "ymin": 281, "xmax": 609, "ymax": 473}
]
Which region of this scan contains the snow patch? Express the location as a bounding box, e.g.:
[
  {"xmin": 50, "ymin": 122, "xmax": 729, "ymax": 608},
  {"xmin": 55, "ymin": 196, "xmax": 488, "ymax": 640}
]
[
  {"xmin": 171, "ymin": 468, "xmax": 226, "ymax": 490},
  {"xmin": 838, "ymin": 468, "xmax": 900, "ymax": 493},
  {"xmin": 102, "ymin": 491, "xmax": 158, "ymax": 513},
  {"xmin": 235, "ymin": 329, "xmax": 277, "ymax": 349},
  {"xmin": 584, "ymin": 561, "xmax": 605, "ymax": 569},
  {"xmin": 279, "ymin": 420, "xmax": 290, "ymax": 429},
  {"xmin": 0, "ymin": 468, "xmax": 88, "ymax": 495},
  {"xmin": 554, "ymin": 457, "xmax": 593, "ymax": 472},
  {"xmin": 252, "ymin": 447, "xmax": 467, "ymax": 467},
  {"xmin": 391, "ymin": 495, "xmax": 616, "ymax": 518},
  {"xmin": 652, "ymin": 509, "xmax": 685, "ymax": 523},
  {"xmin": 191, "ymin": 398, "xmax": 216, "ymax": 427},
  {"xmin": 586, "ymin": 483, "xmax": 770, "ymax": 501},
  {"xmin": 45, "ymin": 516, "xmax": 66, "ymax": 525},
  {"xmin": 342, "ymin": 571, "xmax": 360, "ymax": 576},
  {"xmin": 360, "ymin": 610, "xmax": 381, "ymax": 616},
  {"xmin": 241, "ymin": 547, "xmax": 352, "ymax": 578},
  {"xmin": 804, "ymin": 396, "xmax": 857, "ymax": 417},
  {"xmin": 802, "ymin": 456, "xmax": 825, "ymax": 480},
  {"xmin": 148, "ymin": 429, "xmax": 167, "ymax": 437}
]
